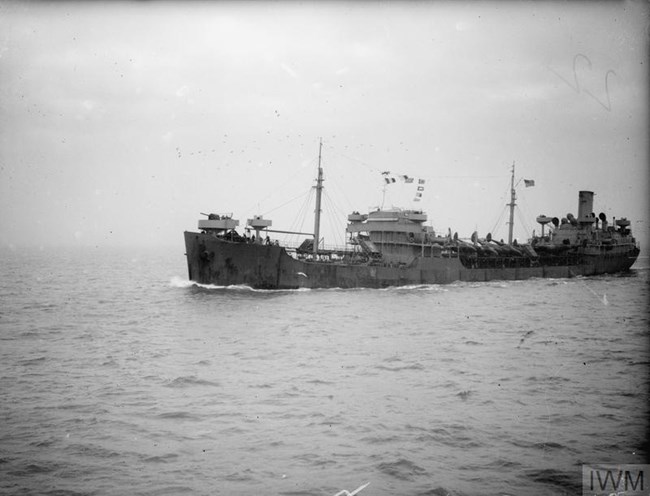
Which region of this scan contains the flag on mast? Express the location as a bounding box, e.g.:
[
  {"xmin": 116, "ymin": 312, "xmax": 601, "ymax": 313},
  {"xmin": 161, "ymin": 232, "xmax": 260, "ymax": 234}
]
[{"xmin": 524, "ymin": 179, "xmax": 535, "ymax": 187}]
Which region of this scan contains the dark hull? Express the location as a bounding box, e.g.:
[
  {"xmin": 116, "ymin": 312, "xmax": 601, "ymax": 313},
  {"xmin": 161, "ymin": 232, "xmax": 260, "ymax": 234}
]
[{"xmin": 184, "ymin": 232, "xmax": 639, "ymax": 289}]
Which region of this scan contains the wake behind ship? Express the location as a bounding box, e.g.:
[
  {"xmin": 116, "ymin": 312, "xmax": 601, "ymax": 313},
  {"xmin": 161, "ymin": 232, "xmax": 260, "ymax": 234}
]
[{"xmin": 184, "ymin": 144, "xmax": 640, "ymax": 289}]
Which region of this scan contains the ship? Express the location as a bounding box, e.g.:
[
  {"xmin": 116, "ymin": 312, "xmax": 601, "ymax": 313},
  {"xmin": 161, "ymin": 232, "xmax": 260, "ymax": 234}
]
[{"xmin": 184, "ymin": 142, "xmax": 640, "ymax": 289}]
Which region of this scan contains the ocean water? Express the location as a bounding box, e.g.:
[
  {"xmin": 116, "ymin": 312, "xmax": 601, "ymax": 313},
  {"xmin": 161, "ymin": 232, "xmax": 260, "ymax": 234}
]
[{"xmin": 1, "ymin": 246, "xmax": 648, "ymax": 496}]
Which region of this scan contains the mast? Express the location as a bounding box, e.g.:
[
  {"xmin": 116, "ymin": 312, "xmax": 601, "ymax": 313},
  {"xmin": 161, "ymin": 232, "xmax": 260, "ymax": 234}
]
[
  {"xmin": 507, "ymin": 162, "xmax": 516, "ymax": 244},
  {"xmin": 313, "ymin": 138, "xmax": 324, "ymax": 255}
]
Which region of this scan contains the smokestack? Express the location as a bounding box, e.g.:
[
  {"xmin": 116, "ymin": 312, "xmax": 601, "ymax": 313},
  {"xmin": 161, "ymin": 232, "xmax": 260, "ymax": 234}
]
[{"xmin": 578, "ymin": 191, "xmax": 594, "ymax": 223}]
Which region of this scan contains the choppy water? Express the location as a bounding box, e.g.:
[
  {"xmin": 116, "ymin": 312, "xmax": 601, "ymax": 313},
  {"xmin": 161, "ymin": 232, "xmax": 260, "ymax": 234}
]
[{"xmin": 1, "ymin": 247, "xmax": 648, "ymax": 496}]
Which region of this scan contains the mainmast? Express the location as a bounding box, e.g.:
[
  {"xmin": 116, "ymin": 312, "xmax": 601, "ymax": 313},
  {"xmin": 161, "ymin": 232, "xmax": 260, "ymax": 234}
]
[
  {"xmin": 507, "ymin": 162, "xmax": 516, "ymax": 244},
  {"xmin": 313, "ymin": 138, "xmax": 324, "ymax": 255}
]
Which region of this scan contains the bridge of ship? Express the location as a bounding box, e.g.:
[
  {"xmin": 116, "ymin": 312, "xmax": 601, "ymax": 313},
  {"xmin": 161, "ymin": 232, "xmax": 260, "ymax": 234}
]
[{"xmin": 346, "ymin": 208, "xmax": 447, "ymax": 264}]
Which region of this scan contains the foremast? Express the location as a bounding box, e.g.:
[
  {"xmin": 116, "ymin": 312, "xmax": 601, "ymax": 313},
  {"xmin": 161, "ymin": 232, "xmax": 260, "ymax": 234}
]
[
  {"xmin": 313, "ymin": 138, "xmax": 324, "ymax": 255},
  {"xmin": 507, "ymin": 162, "xmax": 516, "ymax": 244}
]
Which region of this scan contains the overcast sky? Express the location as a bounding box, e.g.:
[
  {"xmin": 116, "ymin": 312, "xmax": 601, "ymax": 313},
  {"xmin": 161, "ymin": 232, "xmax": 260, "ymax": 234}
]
[{"xmin": 1, "ymin": 1, "xmax": 648, "ymax": 251}]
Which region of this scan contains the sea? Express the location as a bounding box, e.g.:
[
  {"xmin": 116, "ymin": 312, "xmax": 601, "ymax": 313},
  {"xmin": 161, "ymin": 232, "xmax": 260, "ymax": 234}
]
[{"xmin": 1, "ymin": 246, "xmax": 648, "ymax": 496}]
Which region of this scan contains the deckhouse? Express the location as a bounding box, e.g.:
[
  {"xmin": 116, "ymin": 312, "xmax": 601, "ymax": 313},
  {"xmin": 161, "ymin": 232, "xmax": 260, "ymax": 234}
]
[{"xmin": 347, "ymin": 208, "xmax": 439, "ymax": 264}]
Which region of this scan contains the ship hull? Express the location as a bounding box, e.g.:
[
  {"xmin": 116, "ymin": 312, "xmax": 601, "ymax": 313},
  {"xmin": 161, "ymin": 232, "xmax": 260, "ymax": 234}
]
[{"xmin": 184, "ymin": 232, "xmax": 639, "ymax": 289}]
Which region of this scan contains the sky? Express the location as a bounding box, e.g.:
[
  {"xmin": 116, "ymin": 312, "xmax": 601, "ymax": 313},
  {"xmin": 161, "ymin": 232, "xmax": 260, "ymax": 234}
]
[{"xmin": 1, "ymin": 0, "xmax": 648, "ymax": 251}]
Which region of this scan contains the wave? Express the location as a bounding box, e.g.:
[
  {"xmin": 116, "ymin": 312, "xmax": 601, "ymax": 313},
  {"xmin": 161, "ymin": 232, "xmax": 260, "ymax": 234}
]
[
  {"xmin": 169, "ymin": 277, "xmax": 458, "ymax": 293},
  {"xmin": 380, "ymin": 284, "xmax": 448, "ymax": 292},
  {"xmin": 142, "ymin": 453, "xmax": 179, "ymax": 464},
  {"xmin": 164, "ymin": 375, "xmax": 221, "ymax": 388},
  {"xmin": 532, "ymin": 441, "xmax": 568, "ymax": 451},
  {"xmin": 523, "ymin": 467, "xmax": 582, "ymax": 494},
  {"xmin": 8, "ymin": 462, "xmax": 59, "ymax": 476},
  {"xmin": 376, "ymin": 363, "xmax": 425, "ymax": 372},
  {"xmin": 376, "ymin": 458, "xmax": 427, "ymax": 481},
  {"xmin": 168, "ymin": 276, "xmax": 311, "ymax": 292},
  {"xmin": 413, "ymin": 487, "xmax": 457, "ymax": 496},
  {"xmin": 169, "ymin": 276, "xmax": 196, "ymax": 288},
  {"xmin": 156, "ymin": 411, "xmax": 202, "ymax": 420},
  {"xmin": 18, "ymin": 356, "xmax": 48, "ymax": 365}
]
